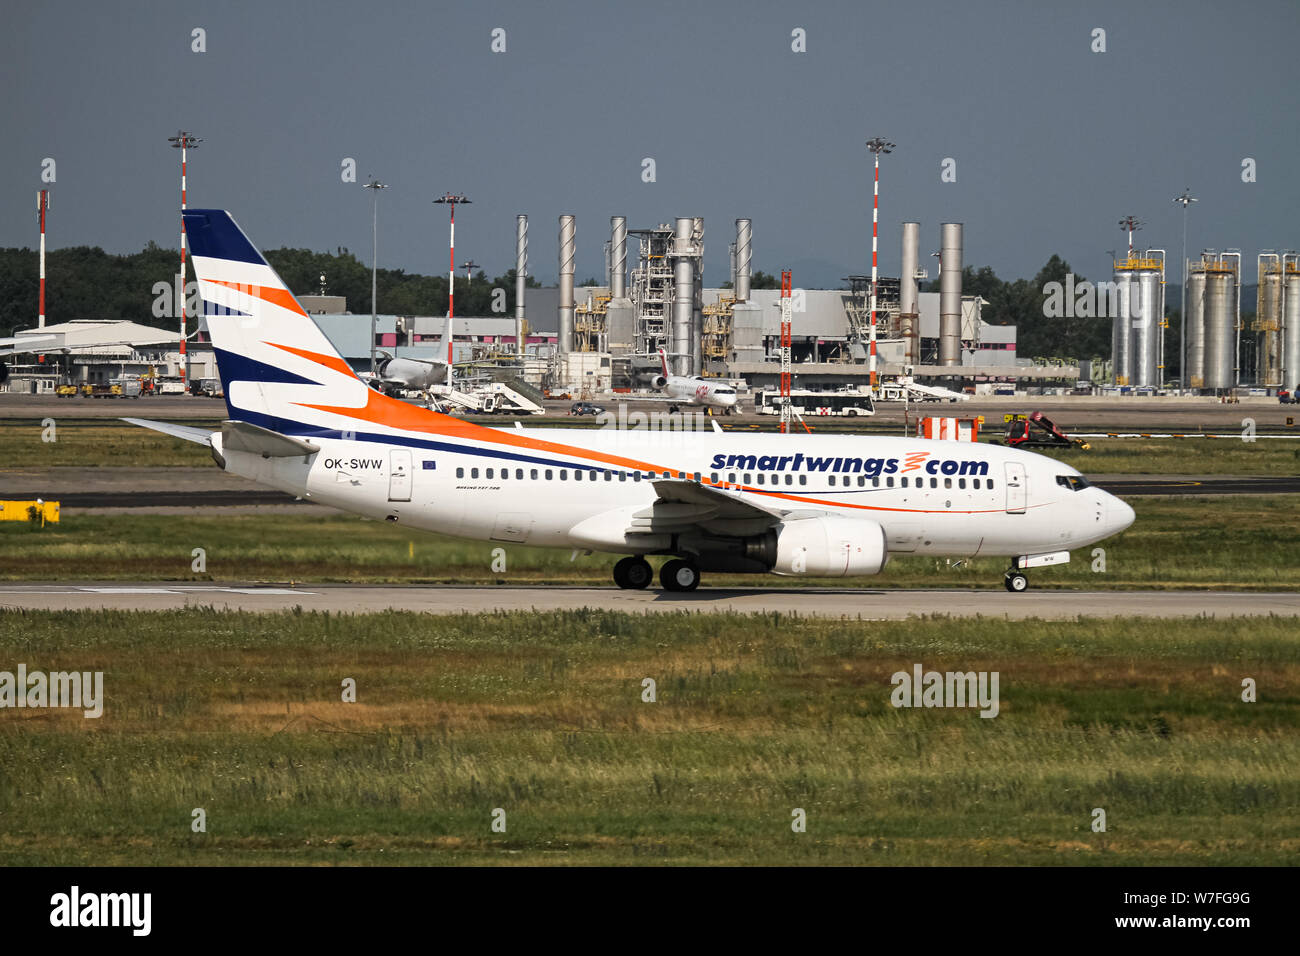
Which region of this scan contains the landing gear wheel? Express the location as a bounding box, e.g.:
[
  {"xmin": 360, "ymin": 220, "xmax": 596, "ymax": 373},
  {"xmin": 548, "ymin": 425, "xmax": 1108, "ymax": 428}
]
[
  {"xmin": 613, "ymin": 556, "xmax": 653, "ymax": 590},
  {"xmin": 1003, "ymin": 571, "xmax": 1029, "ymax": 593},
  {"xmin": 660, "ymin": 559, "xmax": 700, "ymax": 592}
]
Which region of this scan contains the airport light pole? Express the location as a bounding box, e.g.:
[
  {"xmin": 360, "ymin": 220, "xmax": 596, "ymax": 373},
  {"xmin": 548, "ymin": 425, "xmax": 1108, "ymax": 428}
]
[
  {"xmin": 363, "ymin": 178, "xmax": 387, "ymax": 374},
  {"xmin": 459, "ymin": 259, "xmax": 479, "ymax": 283},
  {"xmin": 1118, "ymin": 215, "xmax": 1142, "ymax": 258},
  {"xmin": 168, "ymin": 131, "xmax": 201, "ymax": 388},
  {"xmin": 1172, "ymin": 189, "xmax": 1198, "ymax": 391},
  {"xmin": 37, "ymin": 190, "xmax": 49, "ymax": 328},
  {"xmin": 434, "ymin": 193, "xmax": 471, "ymax": 371},
  {"xmin": 865, "ymin": 138, "xmax": 894, "ymax": 394}
]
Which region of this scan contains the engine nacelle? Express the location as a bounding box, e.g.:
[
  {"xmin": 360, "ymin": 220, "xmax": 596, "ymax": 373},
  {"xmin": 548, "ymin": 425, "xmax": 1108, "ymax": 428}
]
[
  {"xmin": 771, "ymin": 516, "xmax": 888, "ymax": 577},
  {"xmin": 650, "ymin": 374, "xmax": 668, "ymax": 390}
]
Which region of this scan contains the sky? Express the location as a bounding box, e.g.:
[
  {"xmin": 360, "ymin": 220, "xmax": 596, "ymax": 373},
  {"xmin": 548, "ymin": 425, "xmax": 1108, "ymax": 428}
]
[{"xmin": 2, "ymin": 0, "xmax": 1298, "ymax": 289}]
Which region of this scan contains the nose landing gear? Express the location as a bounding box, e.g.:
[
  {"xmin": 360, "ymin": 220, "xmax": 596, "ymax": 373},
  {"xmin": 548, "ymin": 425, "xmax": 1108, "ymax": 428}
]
[{"xmin": 1003, "ymin": 570, "xmax": 1029, "ymax": 593}]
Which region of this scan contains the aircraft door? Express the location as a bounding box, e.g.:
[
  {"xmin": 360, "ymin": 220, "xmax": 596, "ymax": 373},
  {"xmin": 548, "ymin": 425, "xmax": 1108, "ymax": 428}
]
[
  {"xmin": 388, "ymin": 449, "xmax": 412, "ymax": 502},
  {"xmin": 1004, "ymin": 462, "xmax": 1027, "ymax": 514}
]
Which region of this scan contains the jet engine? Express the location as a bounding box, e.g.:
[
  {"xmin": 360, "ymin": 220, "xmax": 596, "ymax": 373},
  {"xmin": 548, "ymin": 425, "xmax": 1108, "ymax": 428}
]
[
  {"xmin": 769, "ymin": 516, "xmax": 888, "ymax": 576},
  {"xmin": 649, "ymin": 373, "xmax": 668, "ymax": 390}
]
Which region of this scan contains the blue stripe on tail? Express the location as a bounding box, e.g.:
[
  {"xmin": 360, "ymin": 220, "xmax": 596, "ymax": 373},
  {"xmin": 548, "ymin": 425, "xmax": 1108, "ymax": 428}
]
[{"xmin": 183, "ymin": 209, "xmax": 265, "ymax": 265}]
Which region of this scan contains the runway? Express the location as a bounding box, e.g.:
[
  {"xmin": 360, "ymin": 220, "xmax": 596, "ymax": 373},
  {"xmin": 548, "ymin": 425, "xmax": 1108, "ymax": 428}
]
[{"xmin": 1, "ymin": 583, "xmax": 1296, "ymax": 619}]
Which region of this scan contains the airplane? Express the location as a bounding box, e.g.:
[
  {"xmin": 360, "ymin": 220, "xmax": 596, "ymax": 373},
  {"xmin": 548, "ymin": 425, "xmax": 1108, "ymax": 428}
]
[
  {"xmin": 359, "ymin": 315, "xmax": 455, "ymax": 394},
  {"xmin": 126, "ymin": 209, "xmax": 1135, "ymax": 594},
  {"xmin": 638, "ymin": 349, "xmax": 740, "ymax": 414}
]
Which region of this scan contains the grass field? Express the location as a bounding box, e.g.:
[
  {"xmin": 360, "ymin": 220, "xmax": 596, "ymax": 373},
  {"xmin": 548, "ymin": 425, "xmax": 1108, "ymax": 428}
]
[
  {"xmin": 5, "ymin": 417, "xmax": 1300, "ymax": 474},
  {"xmin": 2, "ymin": 495, "xmax": 1297, "ymax": 590},
  {"xmin": 0, "ymin": 608, "xmax": 1295, "ymax": 865}
]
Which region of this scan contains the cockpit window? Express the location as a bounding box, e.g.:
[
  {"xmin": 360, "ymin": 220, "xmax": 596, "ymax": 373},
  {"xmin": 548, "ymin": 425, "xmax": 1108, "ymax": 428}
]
[{"xmin": 1055, "ymin": 475, "xmax": 1091, "ymax": 492}]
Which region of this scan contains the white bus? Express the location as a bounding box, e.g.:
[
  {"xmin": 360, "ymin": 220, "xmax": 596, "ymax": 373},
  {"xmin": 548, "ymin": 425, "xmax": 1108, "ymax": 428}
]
[{"xmin": 755, "ymin": 388, "xmax": 875, "ymax": 417}]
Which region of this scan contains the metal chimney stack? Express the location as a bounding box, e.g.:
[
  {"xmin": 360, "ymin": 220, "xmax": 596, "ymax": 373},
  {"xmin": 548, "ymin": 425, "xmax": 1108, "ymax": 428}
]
[
  {"xmin": 514, "ymin": 215, "xmax": 528, "ymax": 356},
  {"xmin": 610, "ymin": 216, "xmax": 627, "ymax": 300},
  {"xmin": 671, "ymin": 217, "xmax": 695, "ymax": 377},
  {"xmin": 734, "ymin": 218, "xmax": 752, "ymax": 302},
  {"xmin": 558, "ymin": 214, "xmax": 575, "ymax": 355},
  {"xmin": 692, "ymin": 217, "xmax": 704, "ymax": 376},
  {"xmin": 900, "ymin": 221, "xmax": 920, "ymax": 367},
  {"xmin": 938, "ymin": 222, "xmax": 963, "ymax": 366}
]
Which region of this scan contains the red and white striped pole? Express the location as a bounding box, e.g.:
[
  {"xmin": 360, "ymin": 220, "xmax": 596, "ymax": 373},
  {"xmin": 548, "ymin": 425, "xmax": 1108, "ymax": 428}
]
[
  {"xmin": 870, "ymin": 155, "xmax": 879, "ymax": 390},
  {"xmin": 864, "ymin": 138, "xmax": 893, "ymax": 394},
  {"xmin": 433, "ymin": 193, "xmax": 471, "ymax": 370},
  {"xmin": 37, "ymin": 190, "xmax": 48, "ymax": 328},
  {"xmin": 169, "ymin": 131, "xmax": 201, "ymax": 387}
]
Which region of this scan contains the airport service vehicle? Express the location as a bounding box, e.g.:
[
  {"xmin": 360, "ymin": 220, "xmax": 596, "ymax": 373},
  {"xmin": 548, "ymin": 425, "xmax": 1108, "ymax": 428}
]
[
  {"xmin": 996, "ymin": 411, "xmax": 1090, "ymax": 451},
  {"xmin": 570, "ymin": 402, "xmax": 605, "ymax": 416},
  {"xmin": 755, "ymin": 388, "xmax": 875, "ymax": 417},
  {"xmin": 126, "ymin": 210, "xmax": 1135, "ymax": 594},
  {"xmin": 641, "ymin": 349, "xmax": 740, "ymax": 414}
]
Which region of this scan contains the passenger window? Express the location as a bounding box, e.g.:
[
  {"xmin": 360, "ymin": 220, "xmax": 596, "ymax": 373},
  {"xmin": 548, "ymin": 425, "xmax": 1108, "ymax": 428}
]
[
  {"xmin": 873, "ymin": 477, "xmax": 880, "ymax": 487},
  {"xmin": 471, "ymin": 468, "xmax": 479, "ymax": 479},
  {"xmin": 829, "ymin": 475, "xmax": 836, "ymax": 486},
  {"xmin": 486, "ymin": 468, "xmax": 494, "ymax": 479},
  {"xmin": 516, "ymin": 469, "xmax": 524, "ymax": 479},
  {"xmin": 693, "ymin": 472, "xmax": 701, "ymax": 482},
  {"xmin": 710, "ymin": 473, "xmax": 719, "ymax": 483},
  {"xmin": 530, "ymin": 469, "xmax": 538, "ymax": 480},
  {"xmin": 988, "ymin": 479, "xmax": 995, "ymax": 490},
  {"xmin": 887, "ymin": 477, "xmax": 894, "ymax": 488},
  {"xmin": 605, "ymin": 471, "xmax": 612, "ymax": 481},
  {"xmin": 785, "ymin": 475, "xmax": 793, "ymax": 485},
  {"xmin": 589, "ymin": 470, "xmax": 597, "ymax": 481},
  {"xmin": 958, "ymin": 478, "xmax": 966, "ymax": 489},
  {"xmin": 560, "ymin": 470, "xmax": 567, "ymax": 480},
  {"xmin": 744, "ymin": 473, "xmax": 752, "ymax": 484},
  {"xmin": 545, "ymin": 470, "xmax": 553, "ymax": 480},
  {"xmin": 901, "ymin": 477, "xmax": 909, "ymax": 488},
  {"xmin": 799, "ymin": 475, "xmax": 807, "ymax": 485},
  {"xmin": 456, "ymin": 467, "xmax": 464, "ymax": 478},
  {"xmin": 972, "ymin": 478, "xmax": 979, "ymax": 489},
  {"xmin": 930, "ymin": 477, "xmax": 938, "ymax": 489},
  {"xmin": 728, "ymin": 473, "xmax": 737, "ymax": 483},
  {"xmin": 619, "ymin": 471, "xmax": 627, "ymax": 481},
  {"xmin": 858, "ymin": 476, "xmax": 866, "ymax": 487},
  {"xmin": 944, "ymin": 478, "xmax": 952, "ymax": 489},
  {"xmin": 634, "ymin": 472, "xmax": 642, "ymax": 482},
  {"xmin": 757, "ymin": 474, "xmax": 765, "ymax": 485}
]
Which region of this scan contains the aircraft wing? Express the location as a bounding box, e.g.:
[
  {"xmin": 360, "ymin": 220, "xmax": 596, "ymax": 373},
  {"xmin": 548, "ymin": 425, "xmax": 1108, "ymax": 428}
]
[
  {"xmin": 121, "ymin": 418, "xmax": 215, "ymax": 446},
  {"xmin": 619, "ymin": 478, "xmax": 796, "ymax": 538}
]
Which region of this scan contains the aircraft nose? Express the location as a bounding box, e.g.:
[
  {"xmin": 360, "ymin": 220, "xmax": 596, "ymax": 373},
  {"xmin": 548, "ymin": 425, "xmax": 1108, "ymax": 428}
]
[{"xmin": 1106, "ymin": 494, "xmax": 1135, "ymax": 533}]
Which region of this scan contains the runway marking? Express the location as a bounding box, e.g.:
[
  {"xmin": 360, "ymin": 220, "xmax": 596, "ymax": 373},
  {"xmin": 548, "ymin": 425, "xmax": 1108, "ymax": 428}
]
[{"xmin": 74, "ymin": 586, "xmax": 316, "ymax": 595}]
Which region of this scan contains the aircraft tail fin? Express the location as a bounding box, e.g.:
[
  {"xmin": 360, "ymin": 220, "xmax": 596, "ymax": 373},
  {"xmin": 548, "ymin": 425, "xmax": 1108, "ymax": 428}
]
[{"xmin": 183, "ymin": 209, "xmax": 371, "ymax": 433}]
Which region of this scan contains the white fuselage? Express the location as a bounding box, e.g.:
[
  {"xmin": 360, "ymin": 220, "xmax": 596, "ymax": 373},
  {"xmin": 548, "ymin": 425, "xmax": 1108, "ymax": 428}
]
[
  {"xmin": 660, "ymin": 376, "xmax": 739, "ymax": 409},
  {"xmin": 214, "ymin": 426, "xmax": 1134, "ymax": 563}
]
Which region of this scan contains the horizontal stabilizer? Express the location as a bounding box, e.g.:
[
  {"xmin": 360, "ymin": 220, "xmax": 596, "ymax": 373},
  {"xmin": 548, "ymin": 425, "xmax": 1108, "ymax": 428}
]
[
  {"xmin": 121, "ymin": 418, "xmax": 214, "ymax": 446},
  {"xmin": 221, "ymin": 420, "xmax": 319, "ymax": 457}
]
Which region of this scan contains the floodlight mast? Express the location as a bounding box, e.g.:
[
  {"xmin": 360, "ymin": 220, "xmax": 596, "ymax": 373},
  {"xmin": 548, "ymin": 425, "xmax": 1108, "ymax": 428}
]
[
  {"xmin": 434, "ymin": 193, "xmax": 471, "ymax": 370},
  {"xmin": 363, "ymin": 178, "xmax": 388, "ymax": 374},
  {"xmin": 168, "ymin": 130, "xmax": 201, "ymax": 386},
  {"xmin": 865, "ymin": 137, "xmax": 895, "ymax": 394}
]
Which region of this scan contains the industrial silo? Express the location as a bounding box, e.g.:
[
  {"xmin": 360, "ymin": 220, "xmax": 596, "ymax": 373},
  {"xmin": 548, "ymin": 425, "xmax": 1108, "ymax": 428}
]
[
  {"xmin": 1111, "ymin": 269, "xmax": 1131, "ymax": 386},
  {"xmin": 1185, "ymin": 266, "xmax": 1206, "ymax": 390},
  {"xmin": 1284, "ymin": 256, "xmax": 1300, "ymax": 391},
  {"xmin": 1256, "ymin": 254, "xmax": 1282, "ymax": 387},
  {"xmin": 1133, "ymin": 255, "xmax": 1164, "ymax": 387},
  {"xmin": 1202, "ymin": 255, "xmax": 1238, "ymax": 391}
]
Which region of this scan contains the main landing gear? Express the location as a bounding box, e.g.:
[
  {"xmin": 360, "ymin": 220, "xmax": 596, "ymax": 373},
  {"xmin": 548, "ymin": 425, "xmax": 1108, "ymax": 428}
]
[
  {"xmin": 1003, "ymin": 569, "xmax": 1029, "ymax": 593},
  {"xmin": 611, "ymin": 557, "xmax": 701, "ymax": 592},
  {"xmin": 613, "ymin": 556, "xmax": 653, "ymax": 590}
]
